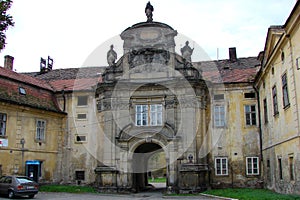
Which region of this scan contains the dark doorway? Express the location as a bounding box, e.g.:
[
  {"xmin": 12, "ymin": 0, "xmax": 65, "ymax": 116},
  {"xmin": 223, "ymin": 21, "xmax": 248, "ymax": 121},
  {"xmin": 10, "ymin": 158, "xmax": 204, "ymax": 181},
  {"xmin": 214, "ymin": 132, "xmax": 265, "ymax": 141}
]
[
  {"xmin": 132, "ymin": 142, "xmax": 166, "ymax": 192},
  {"xmin": 25, "ymin": 160, "xmax": 41, "ymax": 183}
]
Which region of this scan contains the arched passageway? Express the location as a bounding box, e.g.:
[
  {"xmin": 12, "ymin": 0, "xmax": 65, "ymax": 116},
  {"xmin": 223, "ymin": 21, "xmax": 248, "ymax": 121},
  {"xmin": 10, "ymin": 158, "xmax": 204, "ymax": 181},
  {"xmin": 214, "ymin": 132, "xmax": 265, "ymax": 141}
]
[{"xmin": 132, "ymin": 142, "xmax": 166, "ymax": 192}]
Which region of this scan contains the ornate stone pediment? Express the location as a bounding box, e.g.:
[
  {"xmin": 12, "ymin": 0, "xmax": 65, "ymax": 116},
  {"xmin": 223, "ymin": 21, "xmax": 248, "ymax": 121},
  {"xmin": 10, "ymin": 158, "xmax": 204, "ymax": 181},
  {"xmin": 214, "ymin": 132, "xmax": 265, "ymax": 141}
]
[{"xmin": 128, "ymin": 48, "xmax": 170, "ymax": 68}]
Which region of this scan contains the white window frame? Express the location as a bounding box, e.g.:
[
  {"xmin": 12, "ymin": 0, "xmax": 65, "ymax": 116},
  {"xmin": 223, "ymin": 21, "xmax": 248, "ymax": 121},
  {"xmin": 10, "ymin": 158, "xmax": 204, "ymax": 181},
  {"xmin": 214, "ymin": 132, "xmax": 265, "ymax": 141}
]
[
  {"xmin": 246, "ymin": 157, "xmax": 259, "ymax": 175},
  {"xmin": 135, "ymin": 104, "xmax": 162, "ymax": 126},
  {"xmin": 214, "ymin": 105, "xmax": 225, "ymax": 127},
  {"xmin": 0, "ymin": 113, "xmax": 7, "ymax": 136},
  {"xmin": 215, "ymin": 157, "xmax": 228, "ymax": 175},
  {"xmin": 245, "ymin": 105, "xmax": 257, "ymax": 126},
  {"xmin": 36, "ymin": 119, "xmax": 46, "ymax": 141}
]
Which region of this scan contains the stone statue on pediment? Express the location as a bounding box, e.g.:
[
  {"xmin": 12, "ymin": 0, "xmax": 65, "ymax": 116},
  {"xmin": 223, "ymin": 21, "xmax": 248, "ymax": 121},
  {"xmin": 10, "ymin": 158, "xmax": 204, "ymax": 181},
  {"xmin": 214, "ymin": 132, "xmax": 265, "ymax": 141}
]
[
  {"xmin": 181, "ymin": 41, "xmax": 194, "ymax": 62},
  {"xmin": 145, "ymin": 1, "xmax": 154, "ymax": 22},
  {"xmin": 107, "ymin": 44, "xmax": 117, "ymax": 66}
]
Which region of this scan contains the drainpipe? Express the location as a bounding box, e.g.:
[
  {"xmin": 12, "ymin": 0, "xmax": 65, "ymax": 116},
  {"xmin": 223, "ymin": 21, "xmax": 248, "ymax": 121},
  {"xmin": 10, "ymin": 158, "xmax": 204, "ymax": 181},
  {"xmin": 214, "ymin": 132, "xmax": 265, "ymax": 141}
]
[
  {"xmin": 62, "ymin": 89, "xmax": 66, "ymax": 112},
  {"xmin": 253, "ymin": 86, "xmax": 263, "ymax": 161}
]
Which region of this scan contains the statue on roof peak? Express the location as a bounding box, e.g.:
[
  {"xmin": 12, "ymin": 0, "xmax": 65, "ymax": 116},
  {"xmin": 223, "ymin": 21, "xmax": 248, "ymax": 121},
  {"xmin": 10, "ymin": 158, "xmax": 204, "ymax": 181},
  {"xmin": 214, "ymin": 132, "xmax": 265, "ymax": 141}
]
[{"xmin": 145, "ymin": 1, "xmax": 154, "ymax": 22}]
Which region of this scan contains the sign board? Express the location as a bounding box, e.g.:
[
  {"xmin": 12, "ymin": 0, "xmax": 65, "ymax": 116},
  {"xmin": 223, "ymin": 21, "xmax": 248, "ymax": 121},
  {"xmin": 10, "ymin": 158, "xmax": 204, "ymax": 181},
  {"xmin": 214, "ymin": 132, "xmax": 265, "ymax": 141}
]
[{"xmin": 0, "ymin": 139, "xmax": 8, "ymax": 147}]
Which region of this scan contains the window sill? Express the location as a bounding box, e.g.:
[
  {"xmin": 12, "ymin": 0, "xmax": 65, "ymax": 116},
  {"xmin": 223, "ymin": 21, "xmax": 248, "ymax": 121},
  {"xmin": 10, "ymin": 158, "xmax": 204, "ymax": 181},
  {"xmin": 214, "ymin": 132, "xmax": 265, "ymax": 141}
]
[
  {"xmin": 0, "ymin": 135, "xmax": 8, "ymax": 139},
  {"xmin": 273, "ymin": 112, "xmax": 279, "ymax": 118},
  {"xmin": 283, "ymin": 104, "xmax": 290, "ymax": 110},
  {"xmin": 35, "ymin": 140, "xmax": 45, "ymax": 144}
]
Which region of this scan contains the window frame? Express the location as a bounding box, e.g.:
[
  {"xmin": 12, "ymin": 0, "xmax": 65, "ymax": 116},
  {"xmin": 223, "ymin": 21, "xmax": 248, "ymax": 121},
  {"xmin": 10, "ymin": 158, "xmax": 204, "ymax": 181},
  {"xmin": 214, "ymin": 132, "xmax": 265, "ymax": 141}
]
[
  {"xmin": 77, "ymin": 113, "xmax": 87, "ymax": 120},
  {"xmin": 75, "ymin": 135, "xmax": 87, "ymax": 143},
  {"xmin": 0, "ymin": 113, "xmax": 7, "ymax": 137},
  {"xmin": 245, "ymin": 105, "xmax": 257, "ymax": 126},
  {"xmin": 282, "ymin": 73, "xmax": 290, "ymax": 108},
  {"xmin": 272, "ymin": 86, "xmax": 279, "ymax": 116},
  {"xmin": 214, "ymin": 104, "xmax": 226, "ymax": 127},
  {"xmin": 77, "ymin": 96, "xmax": 88, "ymax": 106},
  {"xmin": 215, "ymin": 157, "xmax": 228, "ymax": 176},
  {"xmin": 36, "ymin": 119, "xmax": 46, "ymax": 141},
  {"xmin": 246, "ymin": 157, "xmax": 259, "ymax": 175},
  {"xmin": 263, "ymin": 98, "xmax": 268, "ymax": 124},
  {"xmin": 135, "ymin": 104, "xmax": 163, "ymax": 126}
]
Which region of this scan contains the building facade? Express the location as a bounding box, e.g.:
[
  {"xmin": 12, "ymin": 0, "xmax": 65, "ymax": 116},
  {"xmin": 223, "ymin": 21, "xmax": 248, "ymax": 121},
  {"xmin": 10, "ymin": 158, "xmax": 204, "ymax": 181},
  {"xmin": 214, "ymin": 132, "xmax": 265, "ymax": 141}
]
[
  {"xmin": 255, "ymin": 1, "xmax": 300, "ymax": 194},
  {"xmin": 1, "ymin": 1, "xmax": 300, "ymax": 195},
  {"xmin": 0, "ymin": 59, "xmax": 66, "ymax": 183}
]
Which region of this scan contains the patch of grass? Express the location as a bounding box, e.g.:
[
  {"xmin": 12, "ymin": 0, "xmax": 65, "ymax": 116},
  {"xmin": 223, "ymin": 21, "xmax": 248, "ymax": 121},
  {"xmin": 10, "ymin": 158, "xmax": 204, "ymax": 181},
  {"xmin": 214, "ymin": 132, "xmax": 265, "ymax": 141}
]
[
  {"xmin": 39, "ymin": 185, "xmax": 97, "ymax": 193},
  {"xmin": 202, "ymin": 188, "xmax": 300, "ymax": 200},
  {"xmin": 148, "ymin": 177, "xmax": 166, "ymax": 183}
]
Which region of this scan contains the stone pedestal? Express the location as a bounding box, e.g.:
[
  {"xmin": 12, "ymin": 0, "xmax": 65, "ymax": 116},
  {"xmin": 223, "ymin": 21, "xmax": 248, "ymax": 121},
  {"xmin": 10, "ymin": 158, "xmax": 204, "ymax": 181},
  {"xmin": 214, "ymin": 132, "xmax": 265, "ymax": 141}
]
[{"xmin": 178, "ymin": 163, "xmax": 208, "ymax": 193}]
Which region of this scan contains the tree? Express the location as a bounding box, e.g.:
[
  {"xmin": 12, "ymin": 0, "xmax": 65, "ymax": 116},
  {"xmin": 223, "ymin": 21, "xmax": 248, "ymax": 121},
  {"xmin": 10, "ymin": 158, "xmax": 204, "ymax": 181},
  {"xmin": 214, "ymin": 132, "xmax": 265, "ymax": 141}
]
[{"xmin": 0, "ymin": 0, "xmax": 14, "ymax": 51}]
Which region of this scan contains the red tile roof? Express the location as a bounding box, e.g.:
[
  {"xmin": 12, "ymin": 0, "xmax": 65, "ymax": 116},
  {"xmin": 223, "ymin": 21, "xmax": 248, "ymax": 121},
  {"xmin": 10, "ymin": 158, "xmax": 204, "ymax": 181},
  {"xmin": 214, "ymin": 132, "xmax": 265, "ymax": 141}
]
[
  {"xmin": 0, "ymin": 67, "xmax": 52, "ymax": 90},
  {"xmin": 0, "ymin": 67, "xmax": 63, "ymax": 113},
  {"xmin": 194, "ymin": 57, "xmax": 260, "ymax": 83},
  {"xmin": 50, "ymin": 78, "xmax": 102, "ymax": 91}
]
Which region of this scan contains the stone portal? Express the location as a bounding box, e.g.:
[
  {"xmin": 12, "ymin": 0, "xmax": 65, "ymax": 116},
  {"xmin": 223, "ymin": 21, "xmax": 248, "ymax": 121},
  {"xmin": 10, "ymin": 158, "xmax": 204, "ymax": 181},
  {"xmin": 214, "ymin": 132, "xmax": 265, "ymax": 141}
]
[{"xmin": 95, "ymin": 3, "xmax": 209, "ymax": 193}]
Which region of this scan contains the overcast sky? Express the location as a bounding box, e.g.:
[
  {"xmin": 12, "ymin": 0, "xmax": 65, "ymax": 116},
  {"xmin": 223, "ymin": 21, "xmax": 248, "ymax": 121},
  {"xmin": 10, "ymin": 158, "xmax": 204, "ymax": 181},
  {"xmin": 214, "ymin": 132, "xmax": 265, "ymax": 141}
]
[{"xmin": 0, "ymin": 0, "xmax": 296, "ymax": 72}]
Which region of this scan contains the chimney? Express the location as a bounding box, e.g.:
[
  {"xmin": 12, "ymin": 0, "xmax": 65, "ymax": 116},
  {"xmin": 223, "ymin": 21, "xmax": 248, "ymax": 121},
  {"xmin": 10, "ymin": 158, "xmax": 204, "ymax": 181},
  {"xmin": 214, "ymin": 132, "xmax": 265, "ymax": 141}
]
[
  {"xmin": 4, "ymin": 55, "xmax": 14, "ymax": 70},
  {"xmin": 229, "ymin": 47, "xmax": 237, "ymax": 62}
]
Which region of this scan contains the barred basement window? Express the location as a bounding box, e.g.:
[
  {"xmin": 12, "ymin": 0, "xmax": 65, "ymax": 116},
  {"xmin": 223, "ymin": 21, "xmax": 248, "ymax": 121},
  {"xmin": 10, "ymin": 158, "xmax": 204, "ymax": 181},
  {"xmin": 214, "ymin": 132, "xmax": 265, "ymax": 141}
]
[{"xmin": 75, "ymin": 171, "xmax": 85, "ymax": 180}]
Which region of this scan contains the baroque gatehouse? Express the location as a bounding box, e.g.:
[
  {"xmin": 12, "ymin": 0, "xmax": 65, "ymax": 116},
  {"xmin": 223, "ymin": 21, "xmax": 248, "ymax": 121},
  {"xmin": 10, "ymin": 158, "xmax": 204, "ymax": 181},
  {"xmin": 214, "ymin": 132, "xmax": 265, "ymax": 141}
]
[{"xmin": 94, "ymin": 6, "xmax": 210, "ymax": 192}]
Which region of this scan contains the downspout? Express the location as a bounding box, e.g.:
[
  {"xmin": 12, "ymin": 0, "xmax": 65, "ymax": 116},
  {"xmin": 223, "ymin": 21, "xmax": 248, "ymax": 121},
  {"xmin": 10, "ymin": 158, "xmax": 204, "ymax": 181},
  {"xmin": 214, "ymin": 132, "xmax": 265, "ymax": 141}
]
[
  {"xmin": 253, "ymin": 85, "xmax": 263, "ymax": 161},
  {"xmin": 62, "ymin": 89, "xmax": 66, "ymax": 112}
]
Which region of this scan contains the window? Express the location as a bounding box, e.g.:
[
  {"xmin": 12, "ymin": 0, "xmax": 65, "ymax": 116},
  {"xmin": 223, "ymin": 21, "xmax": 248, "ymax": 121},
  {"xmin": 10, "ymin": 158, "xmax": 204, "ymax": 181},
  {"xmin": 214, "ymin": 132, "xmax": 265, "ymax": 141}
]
[
  {"xmin": 244, "ymin": 92, "xmax": 256, "ymax": 99},
  {"xmin": 215, "ymin": 157, "xmax": 228, "ymax": 175},
  {"xmin": 77, "ymin": 96, "xmax": 88, "ymax": 106},
  {"xmin": 289, "ymin": 156, "xmax": 294, "ymax": 181},
  {"xmin": 213, "ymin": 94, "xmax": 224, "ymax": 101},
  {"xmin": 36, "ymin": 120, "xmax": 46, "ymax": 141},
  {"xmin": 75, "ymin": 135, "xmax": 87, "ymax": 143},
  {"xmin": 282, "ymin": 73, "xmax": 290, "ymax": 108},
  {"xmin": 19, "ymin": 87, "xmax": 26, "ymax": 95},
  {"xmin": 272, "ymin": 86, "xmax": 279, "ymax": 115},
  {"xmin": 278, "ymin": 158, "xmax": 283, "ymax": 180},
  {"xmin": 246, "ymin": 157, "xmax": 259, "ymax": 175},
  {"xmin": 77, "ymin": 113, "xmax": 87, "ymax": 120},
  {"xmin": 0, "ymin": 113, "xmax": 7, "ymax": 136},
  {"xmin": 214, "ymin": 105, "xmax": 225, "ymax": 127},
  {"xmin": 75, "ymin": 171, "xmax": 85, "ymax": 180},
  {"xmin": 263, "ymin": 99, "xmax": 268, "ymax": 124},
  {"xmin": 245, "ymin": 105, "xmax": 256, "ymax": 126},
  {"xmin": 135, "ymin": 104, "xmax": 162, "ymax": 126}
]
